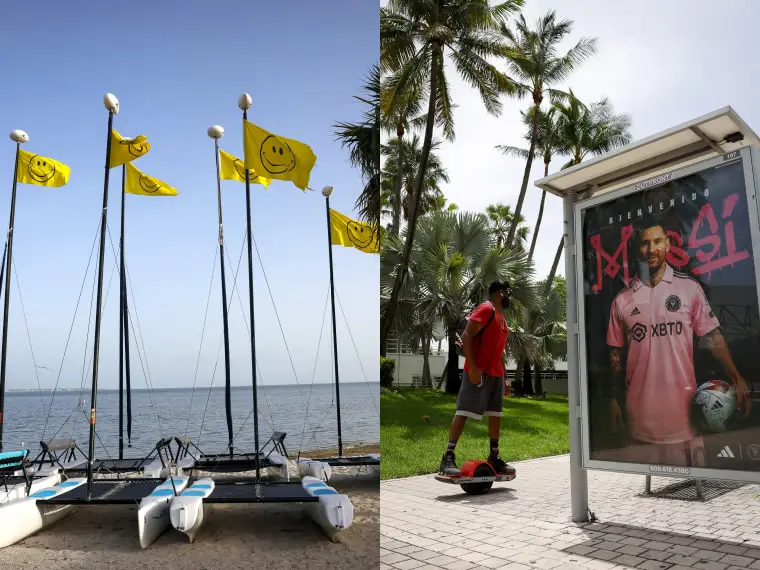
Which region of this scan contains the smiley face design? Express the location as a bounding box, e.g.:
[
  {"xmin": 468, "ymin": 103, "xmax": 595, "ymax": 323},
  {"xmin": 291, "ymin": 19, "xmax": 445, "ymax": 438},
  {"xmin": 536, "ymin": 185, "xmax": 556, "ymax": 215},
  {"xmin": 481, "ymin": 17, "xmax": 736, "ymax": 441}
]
[
  {"xmin": 119, "ymin": 135, "xmax": 148, "ymax": 158},
  {"xmin": 233, "ymin": 158, "xmax": 256, "ymax": 181},
  {"xmin": 259, "ymin": 135, "xmax": 296, "ymax": 175},
  {"xmin": 138, "ymin": 175, "xmax": 162, "ymax": 194},
  {"xmin": 27, "ymin": 155, "xmax": 56, "ymax": 183},
  {"xmin": 346, "ymin": 221, "xmax": 374, "ymax": 249}
]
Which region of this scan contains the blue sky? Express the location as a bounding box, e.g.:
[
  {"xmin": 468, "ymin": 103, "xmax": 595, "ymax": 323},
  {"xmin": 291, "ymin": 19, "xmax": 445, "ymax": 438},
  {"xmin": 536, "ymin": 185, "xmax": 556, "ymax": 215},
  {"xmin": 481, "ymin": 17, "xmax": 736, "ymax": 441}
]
[{"xmin": 0, "ymin": 0, "xmax": 379, "ymax": 392}]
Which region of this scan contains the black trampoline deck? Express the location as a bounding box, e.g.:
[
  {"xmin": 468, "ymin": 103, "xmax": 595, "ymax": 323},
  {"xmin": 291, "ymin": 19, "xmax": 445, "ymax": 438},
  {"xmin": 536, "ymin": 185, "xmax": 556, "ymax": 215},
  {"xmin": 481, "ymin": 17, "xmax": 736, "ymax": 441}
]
[
  {"xmin": 65, "ymin": 458, "xmax": 158, "ymax": 473},
  {"xmin": 322, "ymin": 455, "xmax": 380, "ymax": 467},
  {"xmin": 44, "ymin": 478, "xmax": 165, "ymax": 504},
  {"xmin": 204, "ymin": 481, "xmax": 317, "ymax": 504},
  {"xmin": 191, "ymin": 453, "xmax": 281, "ymax": 473}
]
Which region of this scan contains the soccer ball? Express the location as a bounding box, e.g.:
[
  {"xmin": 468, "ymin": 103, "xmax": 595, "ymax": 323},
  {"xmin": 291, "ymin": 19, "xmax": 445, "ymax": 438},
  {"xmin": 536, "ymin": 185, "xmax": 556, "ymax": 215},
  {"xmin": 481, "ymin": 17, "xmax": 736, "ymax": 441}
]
[{"xmin": 691, "ymin": 380, "xmax": 738, "ymax": 433}]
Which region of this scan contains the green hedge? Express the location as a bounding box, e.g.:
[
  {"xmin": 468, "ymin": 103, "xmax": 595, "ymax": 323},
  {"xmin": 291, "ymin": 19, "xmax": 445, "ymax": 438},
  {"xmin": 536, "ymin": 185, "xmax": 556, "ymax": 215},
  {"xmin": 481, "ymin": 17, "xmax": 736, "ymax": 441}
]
[{"xmin": 380, "ymin": 357, "xmax": 395, "ymax": 388}]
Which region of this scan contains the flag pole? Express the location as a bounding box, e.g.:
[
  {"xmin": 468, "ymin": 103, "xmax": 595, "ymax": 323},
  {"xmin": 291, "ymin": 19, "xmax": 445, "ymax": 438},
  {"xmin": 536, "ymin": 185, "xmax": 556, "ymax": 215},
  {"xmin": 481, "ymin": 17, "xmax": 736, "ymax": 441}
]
[
  {"xmin": 238, "ymin": 93, "xmax": 261, "ymax": 481},
  {"xmin": 118, "ymin": 163, "xmax": 133, "ymax": 457},
  {"xmin": 87, "ymin": 93, "xmax": 118, "ymax": 499},
  {"xmin": 118, "ymin": 166, "xmax": 125, "ymax": 459},
  {"xmin": 207, "ymin": 125, "xmax": 235, "ymax": 458},
  {"xmin": 322, "ymin": 186, "xmax": 343, "ymax": 458},
  {"xmin": 0, "ymin": 129, "xmax": 28, "ymax": 452}
]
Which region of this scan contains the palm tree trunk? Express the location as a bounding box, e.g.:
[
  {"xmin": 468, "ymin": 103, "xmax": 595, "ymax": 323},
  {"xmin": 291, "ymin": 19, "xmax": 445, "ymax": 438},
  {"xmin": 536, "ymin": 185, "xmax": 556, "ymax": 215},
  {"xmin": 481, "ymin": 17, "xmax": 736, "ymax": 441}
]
[
  {"xmin": 436, "ymin": 360, "xmax": 447, "ymax": 390},
  {"xmin": 505, "ymin": 99, "xmax": 541, "ymax": 249},
  {"xmin": 534, "ymin": 363, "xmax": 543, "ymax": 396},
  {"xmin": 543, "ymin": 236, "xmax": 564, "ymax": 295},
  {"xmin": 391, "ymin": 126, "xmax": 404, "ymax": 236},
  {"xmin": 445, "ymin": 328, "xmax": 460, "ymax": 394},
  {"xmin": 380, "ymin": 43, "xmax": 442, "ymax": 356},
  {"xmin": 527, "ymin": 160, "xmax": 550, "ymax": 263},
  {"xmin": 421, "ymin": 330, "xmax": 432, "ymax": 388},
  {"xmin": 522, "ymin": 359, "xmax": 534, "ymax": 396}
]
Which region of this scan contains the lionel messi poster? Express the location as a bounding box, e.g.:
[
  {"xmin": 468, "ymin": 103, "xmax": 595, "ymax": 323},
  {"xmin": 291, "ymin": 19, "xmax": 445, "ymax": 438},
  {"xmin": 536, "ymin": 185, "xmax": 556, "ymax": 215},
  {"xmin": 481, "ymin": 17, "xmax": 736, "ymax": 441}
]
[{"xmin": 579, "ymin": 153, "xmax": 760, "ymax": 473}]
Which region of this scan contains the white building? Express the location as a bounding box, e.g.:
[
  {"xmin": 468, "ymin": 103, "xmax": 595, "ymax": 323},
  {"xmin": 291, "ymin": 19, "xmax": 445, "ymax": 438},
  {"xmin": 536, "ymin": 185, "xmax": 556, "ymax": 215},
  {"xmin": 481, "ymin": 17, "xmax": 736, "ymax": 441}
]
[{"xmin": 386, "ymin": 334, "xmax": 568, "ymax": 395}]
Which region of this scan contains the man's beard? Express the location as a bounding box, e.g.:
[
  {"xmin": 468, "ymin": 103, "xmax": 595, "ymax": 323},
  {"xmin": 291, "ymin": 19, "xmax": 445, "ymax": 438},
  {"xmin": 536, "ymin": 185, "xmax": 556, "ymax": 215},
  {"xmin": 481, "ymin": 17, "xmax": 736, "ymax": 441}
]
[{"xmin": 637, "ymin": 259, "xmax": 662, "ymax": 280}]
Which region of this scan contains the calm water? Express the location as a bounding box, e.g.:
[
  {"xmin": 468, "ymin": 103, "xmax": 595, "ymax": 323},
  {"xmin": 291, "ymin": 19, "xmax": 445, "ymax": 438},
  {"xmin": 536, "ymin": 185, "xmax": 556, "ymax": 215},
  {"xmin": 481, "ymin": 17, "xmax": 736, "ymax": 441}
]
[{"xmin": 1, "ymin": 383, "xmax": 379, "ymax": 458}]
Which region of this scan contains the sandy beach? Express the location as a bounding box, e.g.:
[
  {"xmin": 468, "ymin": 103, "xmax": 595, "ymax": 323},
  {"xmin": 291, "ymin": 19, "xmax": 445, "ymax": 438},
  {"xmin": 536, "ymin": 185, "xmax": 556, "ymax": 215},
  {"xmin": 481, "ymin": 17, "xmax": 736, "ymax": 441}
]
[{"xmin": 0, "ymin": 446, "xmax": 379, "ymax": 569}]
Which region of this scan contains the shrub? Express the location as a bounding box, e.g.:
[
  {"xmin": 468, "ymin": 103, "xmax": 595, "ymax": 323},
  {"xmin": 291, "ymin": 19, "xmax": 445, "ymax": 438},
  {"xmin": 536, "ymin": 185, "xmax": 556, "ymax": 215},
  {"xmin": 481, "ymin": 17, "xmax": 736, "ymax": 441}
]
[{"xmin": 380, "ymin": 357, "xmax": 395, "ymax": 389}]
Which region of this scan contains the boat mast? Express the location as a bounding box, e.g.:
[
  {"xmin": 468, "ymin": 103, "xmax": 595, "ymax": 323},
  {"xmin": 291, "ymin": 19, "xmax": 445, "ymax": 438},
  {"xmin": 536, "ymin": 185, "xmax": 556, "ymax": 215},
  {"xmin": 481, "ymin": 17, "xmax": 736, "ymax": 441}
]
[
  {"xmin": 207, "ymin": 126, "xmax": 235, "ymax": 457},
  {"xmin": 87, "ymin": 94, "xmax": 118, "ymax": 499},
  {"xmin": 322, "ymin": 187, "xmax": 343, "ymax": 458},
  {"xmin": 118, "ymin": 164, "xmax": 133, "ymax": 459},
  {"xmin": 238, "ymin": 95, "xmax": 260, "ymax": 480},
  {"xmin": 0, "ymin": 130, "xmax": 27, "ymax": 452}
]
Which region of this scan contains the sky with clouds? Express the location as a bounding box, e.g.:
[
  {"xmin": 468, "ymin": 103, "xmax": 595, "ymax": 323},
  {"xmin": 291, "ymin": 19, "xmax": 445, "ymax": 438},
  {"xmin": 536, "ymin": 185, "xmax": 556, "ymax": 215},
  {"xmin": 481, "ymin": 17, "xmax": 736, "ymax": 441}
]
[{"xmin": 381, "ymin": 0, "xmax": 760, "ymax": 279}]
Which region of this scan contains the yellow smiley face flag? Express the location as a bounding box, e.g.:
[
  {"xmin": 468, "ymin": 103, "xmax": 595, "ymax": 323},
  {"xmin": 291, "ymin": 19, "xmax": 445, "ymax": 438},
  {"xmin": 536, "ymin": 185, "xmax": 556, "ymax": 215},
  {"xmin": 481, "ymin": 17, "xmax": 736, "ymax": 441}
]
[
  {"xmin": 329, "ymin": 208, "xmax": 379, "ymax": 254},
  {"xmin": 109, "ymin": 130, "xmax": 150, "ymax": 168},
  {"xmin": 125, "ymin": 162, "xmax": 178, "ymax": 196},
  {"xmin": 17, "ymin": 149, "xmax": 70, "ymax": 187},
  {"xmin": 243, "ymin": 119, "xmax": 316, "ymax": 191},
  {"xmin": 219, "ymin": 149, "xmax": 271, "ymax": 188}
]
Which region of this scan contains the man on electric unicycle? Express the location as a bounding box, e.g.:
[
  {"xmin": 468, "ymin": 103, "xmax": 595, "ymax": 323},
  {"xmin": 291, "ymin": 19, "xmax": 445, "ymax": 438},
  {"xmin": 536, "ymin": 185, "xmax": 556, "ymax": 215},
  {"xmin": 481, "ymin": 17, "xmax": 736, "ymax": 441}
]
[{"xmin": 439, "ymin": 280, "xmax": 516, "ymax": 478}]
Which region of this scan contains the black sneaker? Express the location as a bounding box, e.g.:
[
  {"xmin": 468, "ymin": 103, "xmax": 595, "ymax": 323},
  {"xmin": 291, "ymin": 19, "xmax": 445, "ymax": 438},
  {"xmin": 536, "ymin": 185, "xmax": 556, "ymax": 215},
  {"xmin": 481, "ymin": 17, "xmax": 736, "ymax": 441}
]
[
  {"xmin": 439, "ymin": 451, "xmax": 460, "ymax": 476},
  {"xmin": 487, "ymin": 454, "xmax": 516, "ymax": 476}
]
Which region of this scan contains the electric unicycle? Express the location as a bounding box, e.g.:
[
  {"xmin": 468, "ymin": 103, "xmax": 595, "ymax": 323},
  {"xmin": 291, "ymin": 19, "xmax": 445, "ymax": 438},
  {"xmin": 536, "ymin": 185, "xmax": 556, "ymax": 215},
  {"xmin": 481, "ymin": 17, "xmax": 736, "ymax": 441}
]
[{"xmin": 435, "ymin": 459, "xmax": 516, "ymax": 495}]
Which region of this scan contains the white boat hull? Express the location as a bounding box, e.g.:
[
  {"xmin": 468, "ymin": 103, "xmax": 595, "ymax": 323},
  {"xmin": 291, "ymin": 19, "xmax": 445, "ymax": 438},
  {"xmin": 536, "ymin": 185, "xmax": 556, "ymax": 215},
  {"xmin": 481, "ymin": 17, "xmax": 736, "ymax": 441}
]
[
  {"xmin": 297, "ymin": 460, "xmax": 331, "ymax": 482},
  {"xmin": 169, "ymin": 478, "xmax": 214, "ymax": 543},
  {"xmin": 0, "ymin": 472, "xmax": 61, "ymax": 505},
  {"xmin": 0, "ymin": 478, "xmax": 87, "ymax": 548},
  {"xmin": 301, "ymin": 476, "xmax": 353, "ymax": 542},
  {"xmin": 137, "ymin": 476, "xmax": 190, "ymax": 549}
]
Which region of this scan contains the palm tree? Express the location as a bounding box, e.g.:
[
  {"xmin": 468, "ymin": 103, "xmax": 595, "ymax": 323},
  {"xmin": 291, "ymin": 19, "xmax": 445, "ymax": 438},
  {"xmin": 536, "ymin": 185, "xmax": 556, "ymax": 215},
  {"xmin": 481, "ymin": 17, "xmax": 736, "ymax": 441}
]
[
  {"xmin": 382, "ymin": 210, "xmax": 534, "ymax": 393},
  {"xmin": 334, "ymin": 63, "xmax": 381, "ymax": 229},
  {"xmin": 380, "ymin": 74, "xmax": 427, "ymax": 237},
  {"xmin": 541, "ymin": 91, "xmax": 633, "ymax": 292},
  {"xmin": 509, "ymin": 285, "xmax": 566, "ymax": 395},
  {"xmin": 499, "ymin": 10, "xmax": 597, "ymax": 249},
  {"xmin": 485, "ymin": 203, "xmax": 529, "ymax": 249},
  {"xmin": 497, "ymin": 106, "xmax": 567, "ymax": 261},
  {"xmin": 379, "ymin": 0, "xmax": 524, "ymax": 357},
  {"xmin": 381, "ymin": 134, "xmax": 450, "ymax": 233}
]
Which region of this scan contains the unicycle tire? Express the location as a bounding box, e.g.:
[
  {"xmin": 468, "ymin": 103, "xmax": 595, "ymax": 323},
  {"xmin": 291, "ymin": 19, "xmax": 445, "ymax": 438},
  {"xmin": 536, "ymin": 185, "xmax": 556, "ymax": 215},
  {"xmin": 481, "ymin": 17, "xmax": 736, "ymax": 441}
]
[{"xmin": 459, "ymin": 463, "xmax": 494, "ymax": 495}]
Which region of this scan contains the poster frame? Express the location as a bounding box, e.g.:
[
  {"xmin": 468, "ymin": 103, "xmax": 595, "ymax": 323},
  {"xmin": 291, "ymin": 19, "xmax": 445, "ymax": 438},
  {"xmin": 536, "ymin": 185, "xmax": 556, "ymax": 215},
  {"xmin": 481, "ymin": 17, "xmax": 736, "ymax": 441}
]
[{"xmin": 573, "ymin": 144, "xmax": 760, "ymax": 482}]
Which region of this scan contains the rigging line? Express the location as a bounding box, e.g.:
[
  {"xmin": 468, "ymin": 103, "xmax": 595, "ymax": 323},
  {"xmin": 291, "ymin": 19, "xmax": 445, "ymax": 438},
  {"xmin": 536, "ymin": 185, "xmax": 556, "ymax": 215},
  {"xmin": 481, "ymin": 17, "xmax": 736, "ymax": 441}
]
[
  {"xmin": 184, "ymin": 246, "xmax": 218, "ymax": 439},
  {"xmin": 223, "ymin": 244, "xmax": 276, "ymax": 433},
  {"xmin": 108, "ymin": 224, "xmax": 166, "ymax": 444},
  {"xmin": 197, "ymin": 234, "xmax": 248, "ymax": 446},
  {"xmin": 40, "ymin": 219, "xmax": 101, "ymax": 442},
  {"xmin": 228, "ymin": 359, "xmax": 277, "ymax": 445},
  {"xmin": 250, "ymin": 232, "xmax": 317, "ymax": 433},
  {"xmin": 335, "ymin": 291, "xmax": 379, "ymax": 417},
  {"xmin": 71, "ymin": 240, "xmax": 121, "ymax": 450},
  {"xmin": 298, "ymin": 289, "xmax": 330, "ymax": 454},
  {"xmin": 9, "ymin": 260, "xmax": 47, "ymax": 430}
]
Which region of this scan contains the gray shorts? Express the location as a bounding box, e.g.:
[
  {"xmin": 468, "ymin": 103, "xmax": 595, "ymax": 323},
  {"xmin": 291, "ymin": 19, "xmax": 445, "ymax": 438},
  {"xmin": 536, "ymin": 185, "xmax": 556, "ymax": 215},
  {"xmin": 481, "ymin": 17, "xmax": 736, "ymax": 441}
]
[{"xmin": 455, "ymin": 371, "xmax": 504, "ymax": 420}]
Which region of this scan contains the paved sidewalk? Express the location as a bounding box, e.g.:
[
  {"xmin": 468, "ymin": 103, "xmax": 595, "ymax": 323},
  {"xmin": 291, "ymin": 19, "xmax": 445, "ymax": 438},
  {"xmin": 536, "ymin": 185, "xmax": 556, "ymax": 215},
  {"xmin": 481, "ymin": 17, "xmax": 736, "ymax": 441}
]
[{"xmin": 381, "ymin": 455, "xmax": 760, "ymax": 569}]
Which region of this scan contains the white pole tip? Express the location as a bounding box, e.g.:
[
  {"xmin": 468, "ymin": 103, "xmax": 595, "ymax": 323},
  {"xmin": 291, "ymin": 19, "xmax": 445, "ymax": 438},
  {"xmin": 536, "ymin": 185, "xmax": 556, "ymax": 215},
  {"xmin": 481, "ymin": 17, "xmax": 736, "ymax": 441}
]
[
  {"xmin": 321, "ymin": 186, "xmax": 334, "ymax": 197},
  {"xmin": 9, "ymin": 130, "xmax": 29, "ymax": 143},
  {"xmin": 207, "ymin": 125, "xmax": 225, "ymax": 139},
  {"xmin": 238, "ymin": 93, "xmax": 252, "ymax": 110},
  {"xmin": 103, "ymin": 93, "xmax": 119, "ymax": 114}
]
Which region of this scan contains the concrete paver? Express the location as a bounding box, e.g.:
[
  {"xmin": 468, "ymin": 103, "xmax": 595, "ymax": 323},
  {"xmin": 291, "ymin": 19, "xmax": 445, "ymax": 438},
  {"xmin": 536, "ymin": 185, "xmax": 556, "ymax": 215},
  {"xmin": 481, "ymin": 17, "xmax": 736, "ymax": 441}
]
[{"xmin": 382, "ymin": 455, "xmax": 760, "ymax": 569}]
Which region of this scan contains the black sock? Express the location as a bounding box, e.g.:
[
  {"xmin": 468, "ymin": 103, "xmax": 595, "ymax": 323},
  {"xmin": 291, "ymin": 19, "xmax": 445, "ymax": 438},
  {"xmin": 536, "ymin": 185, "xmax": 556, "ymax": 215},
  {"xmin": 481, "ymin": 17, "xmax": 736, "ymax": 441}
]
[
  {"xmin": 447, "ymin": 440, "xmax": 457, "ymax": 453},
  {"xmin": 489, "ymin": 439, "xmax": 499, "ymax": 457}
]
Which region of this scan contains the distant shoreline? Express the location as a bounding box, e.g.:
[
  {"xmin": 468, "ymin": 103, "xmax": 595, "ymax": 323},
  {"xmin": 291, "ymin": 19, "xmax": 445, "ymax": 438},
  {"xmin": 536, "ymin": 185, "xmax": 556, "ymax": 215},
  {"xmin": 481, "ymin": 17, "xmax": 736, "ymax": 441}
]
[{"xmin": 6, "ymin": 382, "xmax": 379, "ymax": 393}]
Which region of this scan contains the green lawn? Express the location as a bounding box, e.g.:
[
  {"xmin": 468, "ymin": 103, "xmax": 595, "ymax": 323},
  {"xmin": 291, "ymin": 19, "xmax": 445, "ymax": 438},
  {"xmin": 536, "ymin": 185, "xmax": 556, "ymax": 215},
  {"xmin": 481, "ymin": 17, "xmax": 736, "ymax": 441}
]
[{"xmin": 380, "ymin": 389, "xmax": 570, "ymax": 479}]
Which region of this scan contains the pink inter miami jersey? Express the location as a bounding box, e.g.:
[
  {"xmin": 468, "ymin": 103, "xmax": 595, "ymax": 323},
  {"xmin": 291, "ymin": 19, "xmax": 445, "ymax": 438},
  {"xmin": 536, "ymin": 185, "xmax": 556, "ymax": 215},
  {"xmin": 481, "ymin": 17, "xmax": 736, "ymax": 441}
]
[{"xmin": 606, "ymin": 264, "xmax": 720, "ymax": 444}]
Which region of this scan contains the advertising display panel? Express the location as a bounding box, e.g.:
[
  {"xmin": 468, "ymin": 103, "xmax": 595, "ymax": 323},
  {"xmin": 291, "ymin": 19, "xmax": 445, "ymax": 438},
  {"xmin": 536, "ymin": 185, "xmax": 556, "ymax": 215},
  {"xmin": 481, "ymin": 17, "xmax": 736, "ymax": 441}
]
[{"xmin": 576, "ymin": 146, "xmax": 760, "ymax": 480}]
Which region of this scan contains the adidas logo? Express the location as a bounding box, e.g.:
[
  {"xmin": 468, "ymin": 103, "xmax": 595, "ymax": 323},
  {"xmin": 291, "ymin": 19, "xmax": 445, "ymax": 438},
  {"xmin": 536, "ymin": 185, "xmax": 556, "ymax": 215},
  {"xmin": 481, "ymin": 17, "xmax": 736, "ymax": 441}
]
[
  {"xmin": 717, "ymin": 445, "xmax": 735, "ymax": 458},
  {"xmin": 630, "ymin": 307, "xmax": 640, "ymax": 316}
]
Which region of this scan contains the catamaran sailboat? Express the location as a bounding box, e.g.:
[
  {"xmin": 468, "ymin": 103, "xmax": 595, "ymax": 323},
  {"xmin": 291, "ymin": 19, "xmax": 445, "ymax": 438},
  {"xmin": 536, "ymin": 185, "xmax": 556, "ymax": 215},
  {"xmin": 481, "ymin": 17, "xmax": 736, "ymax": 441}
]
[{"xmin": 169, "ymin": 112, "xmax": 352, "ymax": 543}]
